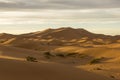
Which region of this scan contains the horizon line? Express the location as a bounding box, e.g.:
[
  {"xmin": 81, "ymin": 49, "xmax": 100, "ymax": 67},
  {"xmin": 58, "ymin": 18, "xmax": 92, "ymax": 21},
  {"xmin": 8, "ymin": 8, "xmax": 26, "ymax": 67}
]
[{"xmin": 0, "ymin": 27, "xmax": 119, "ymax": 36}]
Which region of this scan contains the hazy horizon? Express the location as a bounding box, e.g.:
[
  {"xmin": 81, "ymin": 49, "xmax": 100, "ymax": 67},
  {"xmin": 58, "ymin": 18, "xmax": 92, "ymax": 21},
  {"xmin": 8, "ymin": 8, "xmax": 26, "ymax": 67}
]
[
  {"xmin": 0, "ymin": 0, "xmax": 120, "ymax": 35},
  {"xmin": 0, "ymin": 26, "xmax": 120, "ymax": 36}
]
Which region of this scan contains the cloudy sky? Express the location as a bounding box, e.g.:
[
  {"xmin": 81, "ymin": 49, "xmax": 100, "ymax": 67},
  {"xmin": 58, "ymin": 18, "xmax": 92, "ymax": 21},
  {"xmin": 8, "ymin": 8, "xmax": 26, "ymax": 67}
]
[{"xmin": 0, "ymin": 0, "xmax": 120, "ymax": 35}]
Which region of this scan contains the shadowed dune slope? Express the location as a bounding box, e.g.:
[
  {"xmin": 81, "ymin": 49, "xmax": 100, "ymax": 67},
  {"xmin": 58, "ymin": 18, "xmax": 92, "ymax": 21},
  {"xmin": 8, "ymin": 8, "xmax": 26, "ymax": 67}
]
[
  {"xmin": 0, "ymin": 44, "xmax": 43, "ymax": 60},
  {"xmin": 0, "ymin": 59, "xmax": 113, "ymax": 80}
]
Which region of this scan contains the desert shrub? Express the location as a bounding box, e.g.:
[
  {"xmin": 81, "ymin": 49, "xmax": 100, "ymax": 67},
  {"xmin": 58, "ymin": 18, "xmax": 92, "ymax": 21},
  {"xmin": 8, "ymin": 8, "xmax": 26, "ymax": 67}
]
[
  {"xmin": 65, "ymin": 53, "xmax": 88, "ymax": 59},
  {"xmin": 26, "ymin": 56, "xmax": 38, "ymax": 62},
  {"xmin": 44, "ymin": 52, "xmax": 54, "ymax": 59},
  {"xmin": 90, "ymin": 58, "xmax": 102, "ymax": 64},
  {"xmin": 79, "ymin": 54, "xmax": 88, "ymax": 58},
  {"xmin": 56, "ymin": 53, "xmax": 65, "ymax": 57},
  {"xmin": 66, "ymin": 53, "xmax": 78, "ymax": 57},
  {"xmin": 44, "ymin": 52, "xmax": 52, "ymax": 56},
  {"xmin": 94, "ymin": 67, "xmax": 102, "ymax": 70},
  {"xmin": 0, "ymin": 41, "xmax": 4, "ymax": 43},
  {"xmin": 110, "ymin": 75, "xmax": 115, "ymax": 79}
]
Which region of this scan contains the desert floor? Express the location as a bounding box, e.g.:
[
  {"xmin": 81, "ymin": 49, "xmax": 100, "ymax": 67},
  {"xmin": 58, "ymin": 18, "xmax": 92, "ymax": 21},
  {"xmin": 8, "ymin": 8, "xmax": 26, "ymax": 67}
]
[{"xmin": 0, "ymin": 43, "xmax": 120, "ymax": 80}]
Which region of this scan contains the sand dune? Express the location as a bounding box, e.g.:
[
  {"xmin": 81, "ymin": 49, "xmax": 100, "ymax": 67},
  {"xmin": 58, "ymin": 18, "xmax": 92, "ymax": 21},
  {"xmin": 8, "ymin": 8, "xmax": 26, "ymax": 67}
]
[
  {"xmin": 0, "ymin": 44, "xmax": 119, "ymax": 80},
  {"xmin": 0, "ymin": 58, "xmax": 113, "ymax": 80},
  {"xmin": 0, "ymin": 27, "xmax": 120, "ymax": 80},
  {"xmin": 0, "ymin": 44, "xmax": 44, "ymax": 60},
  {"xmin": 1, "ymin": 27, "xmax": 120, "ymax": 50}
]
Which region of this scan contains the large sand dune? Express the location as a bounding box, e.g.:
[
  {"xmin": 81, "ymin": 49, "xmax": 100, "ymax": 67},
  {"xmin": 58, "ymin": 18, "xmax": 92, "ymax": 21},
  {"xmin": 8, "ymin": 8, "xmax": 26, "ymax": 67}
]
[
  {"xmin": 0, "ymin": 58, "xmax": 113, "ymax": 80},
  {"xmin": 0, "ymin": 27, "xmax": 120, "ymax": 80},
  {"xmin": 0, "ymin": 44, "xmax": 119, "ymax": 80}
]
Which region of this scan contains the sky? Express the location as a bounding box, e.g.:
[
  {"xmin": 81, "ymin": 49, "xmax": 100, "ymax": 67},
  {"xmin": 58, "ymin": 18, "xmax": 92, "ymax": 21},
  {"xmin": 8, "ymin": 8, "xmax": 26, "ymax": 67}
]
[{"xmin": 0, "ymin": 0, "xmax": 120, "ymax": 35}]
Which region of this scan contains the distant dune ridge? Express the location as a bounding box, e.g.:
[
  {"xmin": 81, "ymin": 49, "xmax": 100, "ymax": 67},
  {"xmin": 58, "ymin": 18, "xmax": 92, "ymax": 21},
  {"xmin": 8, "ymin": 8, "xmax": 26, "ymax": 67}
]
[
  {"xmin": 0, "ymin": 27, "xmax": 120, "ymax": 80},
  {"xmin": 0, "ymin": 27, "xmax": 120, "ymax": 48}
]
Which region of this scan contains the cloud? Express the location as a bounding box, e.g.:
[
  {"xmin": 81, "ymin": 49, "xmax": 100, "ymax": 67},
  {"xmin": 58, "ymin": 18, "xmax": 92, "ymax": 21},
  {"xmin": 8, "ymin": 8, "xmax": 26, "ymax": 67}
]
[
  {"xmin": 0, "ymin": 8, "xmax": 119, "ymax": 25},
  {"xmin": 0, "ymin": 0, "xmax": 120, "ymax": 10},
  {"xmin": 0, "ymin": 9, "xmax": 120, "ymax": 18}
]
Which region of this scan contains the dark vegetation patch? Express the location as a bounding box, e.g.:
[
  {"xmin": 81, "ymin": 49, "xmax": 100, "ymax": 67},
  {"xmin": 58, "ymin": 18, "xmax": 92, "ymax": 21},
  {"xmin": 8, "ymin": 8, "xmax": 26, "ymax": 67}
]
[
  {"xmin": 43, "ymin": 51, "xmax": 89, "ymax": 59},
  {"xmin": 90, "ymin": 57, "xmax": 105, "ymax": 64},
  {"xmin": 26, "ymin": 56, "xmax": 38, "ymax": 62},
  {"xmin": 94, "ymin": 67, "xmax": 102, "ymax": 70},
  {"xmin": 43, "ymin": 51, "xmax": 54, "ymax": 59},
  {"xmin": 56, "ymin": 53, "xmax": 66, "ymax": 57},
  {"xmin": 110, "ymin": 75, "xmax": 116, "ymax": 79}
]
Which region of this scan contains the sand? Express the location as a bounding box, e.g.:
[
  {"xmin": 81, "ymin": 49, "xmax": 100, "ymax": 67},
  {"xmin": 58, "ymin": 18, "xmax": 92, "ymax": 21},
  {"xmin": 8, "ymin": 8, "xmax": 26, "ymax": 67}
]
[
  {"xmin": 0, "ymin": 27, "xmax": 120, "ymax": 80},
  {"xmin": 0, "ymin": 58, "xmax": 113, "ymax": 80}
]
